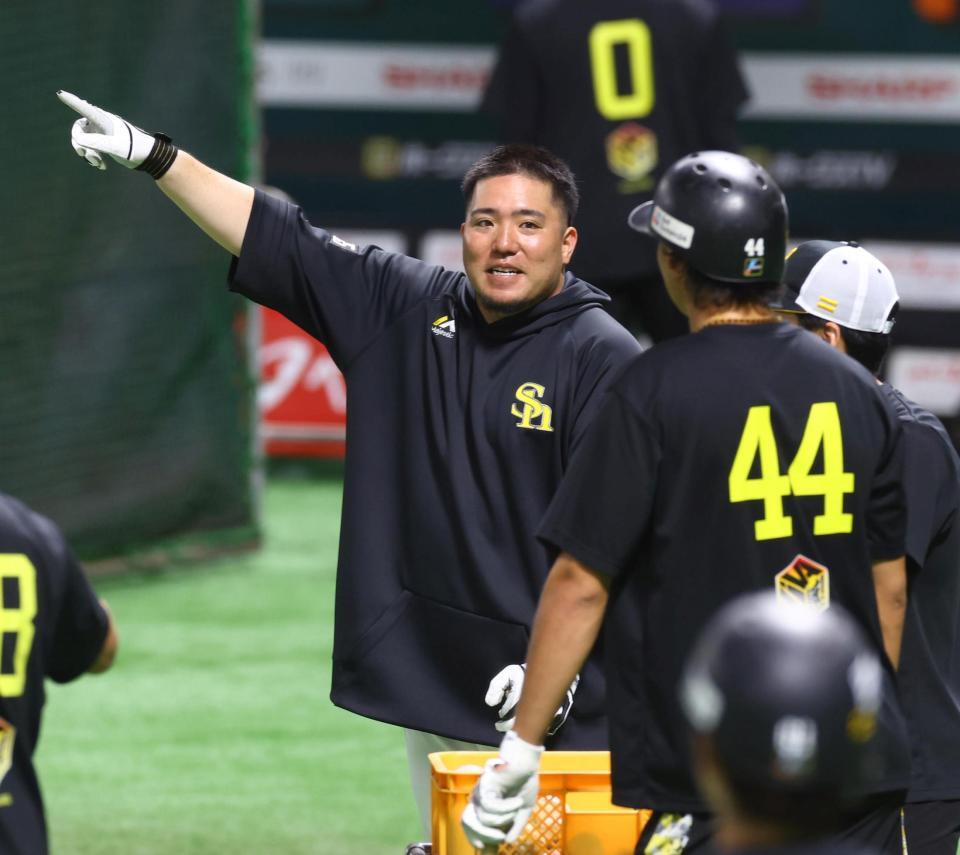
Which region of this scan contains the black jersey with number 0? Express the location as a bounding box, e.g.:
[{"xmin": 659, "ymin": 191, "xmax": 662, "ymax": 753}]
[
  {"xmin": 0, "ymin": 493, "xmax": 109, "ymax": 855},
  {"xmin": 879, "ymin": 384, "xmax": 960, "ymax": 802},
  {"xmin": 481, "ymin": 0, "xmax": 748, "ymax": 282},
  {"xmin": 538, "ymin": 324, "xmax": 910, "ymax": 812}
]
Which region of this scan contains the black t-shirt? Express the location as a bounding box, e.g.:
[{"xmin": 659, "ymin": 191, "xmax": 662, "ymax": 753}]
[
  {"xmin": 481, "ymin": 0, "xmax": 748, "ymax": 282},
  {"xmin": 879, "ymin": 384, "xmax": 960, "ymax": 801},
  {"xmin": 538, "ymin": 324, "xmax": 910, "ymax": 811},
  {"xmin": 0, "ymin": 493, "xmax": 109, "ymax": 855},
  {"xmin": 229, "ymin": 191, "xmax": 642, "ymax": 746},
  {"xmin": 726, "ymin": 843, "xmax": 879, "ymax": 855}
]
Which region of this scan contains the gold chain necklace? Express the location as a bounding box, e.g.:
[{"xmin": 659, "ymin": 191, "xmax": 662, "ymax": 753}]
[{"xmin": 698, "ymin": 316, "xmax": 776, "ymax": 330}]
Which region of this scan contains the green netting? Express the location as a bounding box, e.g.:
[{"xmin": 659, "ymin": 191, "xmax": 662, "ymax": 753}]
[{"xmin": 0, "ymin": 0, "xmax": 259, "ymax": 561}]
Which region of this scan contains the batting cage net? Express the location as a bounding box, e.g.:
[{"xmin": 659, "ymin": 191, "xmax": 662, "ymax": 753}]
[{"xmin": 0, "ymin": 1, "xmax": 259, "ymax": 565}]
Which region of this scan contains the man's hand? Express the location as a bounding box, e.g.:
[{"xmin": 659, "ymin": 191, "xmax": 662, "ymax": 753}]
[
  {"xmin": 57, "ymin": 91, "xmax": 178, "ymax": 178},
  {"xmin": 485, "ymin": 663, "xmax": 580, "ymax": 735},
  {"xmin": 461, "ymin": 731, "xmax": 542, "ymax": 848}
]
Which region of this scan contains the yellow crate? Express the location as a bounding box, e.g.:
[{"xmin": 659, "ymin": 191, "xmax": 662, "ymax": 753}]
[{"xmin": 430, "ymin": 751, "xmax": 650, "ymax": 855}]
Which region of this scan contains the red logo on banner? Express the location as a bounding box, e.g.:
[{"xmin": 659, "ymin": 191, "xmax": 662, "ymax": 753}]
[
  {"xmin": 807, "ymin": 74, "xmax": 955, "ymax": 102},
  {"xmin": 384, "ymin": 64, "xmax": 488, "ymax": 91},
  {"xmin": 259, "ymin": 308, "xmax": 346, "ymax": 458}
]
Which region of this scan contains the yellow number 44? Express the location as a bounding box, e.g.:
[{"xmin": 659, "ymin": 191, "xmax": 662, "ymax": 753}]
[{"xmin": 729, "ymin": 403, "xmax": 855, "ymax": 541}]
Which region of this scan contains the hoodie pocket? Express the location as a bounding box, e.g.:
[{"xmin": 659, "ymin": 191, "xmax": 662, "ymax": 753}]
[{"xmin": 337, "ymin": 590, "xmax": 531, "ymax": 743}]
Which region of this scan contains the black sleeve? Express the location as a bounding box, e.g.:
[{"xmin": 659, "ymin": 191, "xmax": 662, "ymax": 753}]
[
  {"xmin": 229, "ymin": 190, "xmax": 462, "ymax": 368},
  {"xmin": 569, "ymin": 330, "xmax": 643, "ymax": 454},
  {"xmin": 901, "ymin": 421, "xmax": 955, "ymax": 567},
  {"xmin": 539, "ymin": 387, "xmax": 660, "ymax": 578},
  {"xmin": 866, "ymin": 402, "xmax": 907, "ymax": 562},
  {"xmin": 34, "ymin": 515, "xmax": 110, "ymax": 684},
  {"xmin": 692, "ymin": 13, "xmax": 749, "ymax": 150},
  {"xmin": 479, "ymin": 19, "xmax": 542, "ymax": 143}
]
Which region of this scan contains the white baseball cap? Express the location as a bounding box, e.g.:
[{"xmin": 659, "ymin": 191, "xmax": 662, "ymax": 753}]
[{"xmin": 772, "ymin": 241, "xmax": 899, "ymax": 334}]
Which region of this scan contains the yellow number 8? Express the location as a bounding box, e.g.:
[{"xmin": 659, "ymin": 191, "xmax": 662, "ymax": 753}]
[
  {"xmin": 588, "ymin": 19, "xmax": 655, "ymax": 121},
  {"xmin": 0, "ymin": 555, "xmax": 37, "ymax": 697}
]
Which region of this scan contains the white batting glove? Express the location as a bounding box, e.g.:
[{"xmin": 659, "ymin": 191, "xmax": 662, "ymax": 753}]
[
  {"xmin": 485, "ymin": 664, "xmax": 580, "ymax": 736},
  {"xmin": 461, "ymin": 731, "xmax": 543, "ymax": 848},
  {"xmin": 57, "ymin": 90, "xmax": 178, "ymax": 178},
  {"xmin": 486, "ymin": 663, "xmax": 526, "ymax": 733}
]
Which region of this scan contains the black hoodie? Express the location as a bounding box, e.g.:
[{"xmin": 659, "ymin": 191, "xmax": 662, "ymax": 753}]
[{"xmin": 230, "ymin": 191, "xmax": 642, "ymax": 745}]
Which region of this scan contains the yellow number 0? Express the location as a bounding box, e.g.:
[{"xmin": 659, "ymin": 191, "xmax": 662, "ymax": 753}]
[
  {"xmin": 0, "ymin": 555, "xmax": 37, "ymax": 697},
  {"xmin": 729, "ymin": 403, "xmax": 855, "ymax": 542},
  {"xmin": 588, "ymin": 19, "xmax": 655, "ymax": 121}
]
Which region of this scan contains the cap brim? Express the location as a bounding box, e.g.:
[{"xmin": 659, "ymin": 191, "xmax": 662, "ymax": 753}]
[
  {"xmin": 627, "ymin": 201, "xmax": 655, "ymax": 236},
  {"xmin": 770, "ymin": 285, "xmax": 804, "ymax": 313},
  {"xmin": 772, "ymin": 241, "xmax": 840, "ymax": 314}
]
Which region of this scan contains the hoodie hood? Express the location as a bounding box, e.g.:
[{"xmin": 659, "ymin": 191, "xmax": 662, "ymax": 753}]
[{"xmin": 458, "ymin": 270, "xmax": 612, "ymax": 339}]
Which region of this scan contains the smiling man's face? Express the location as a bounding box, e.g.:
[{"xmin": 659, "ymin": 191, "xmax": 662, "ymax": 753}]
[{"xmin": 461, "ymin": 172, "xmax": 577, "ymax": 323}]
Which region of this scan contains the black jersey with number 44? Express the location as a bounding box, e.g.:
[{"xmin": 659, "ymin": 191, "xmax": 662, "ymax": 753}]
[
  {"xmin": 538, "ymin": 323, "xmax": 910, "ymax": 812},
  {"xmin": 0, "ymin": 494, "xmax": 109, "ymax": 855}
]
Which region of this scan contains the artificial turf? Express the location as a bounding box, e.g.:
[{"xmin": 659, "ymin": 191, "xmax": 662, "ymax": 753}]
[{"xmin": 36, "ymin": 475, "xmax": 421, "ymax": 854}]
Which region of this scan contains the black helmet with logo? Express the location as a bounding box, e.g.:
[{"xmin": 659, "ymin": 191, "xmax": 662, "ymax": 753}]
[
  {"xmin": 628, "ymin": 151, "xmax": 788, "ymax": 285},
  {"xmin": 680, "ymin": 591, "xmax": 883, "ymax": 796}
]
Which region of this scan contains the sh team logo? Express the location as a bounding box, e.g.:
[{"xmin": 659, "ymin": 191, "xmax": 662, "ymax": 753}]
[
  {"xmin": 431, "ymin": 315, "xmax": 456, "ymax": 339},
  {"xmin": 512, "ymin": 382, "xmax": 554, "ymax": 432},
  {"xmin": 775, "ymin": 554, "xmax": 830, "ymax": 611}
]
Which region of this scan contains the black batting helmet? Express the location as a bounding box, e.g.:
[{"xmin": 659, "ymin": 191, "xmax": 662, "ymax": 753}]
[
  {"xmin": 680, "ymin": 592, "xmax": 883, "ymax": 796},
  {"xmin": 628, "ymin": 151, "xmax": 788, "ymax": 285}
]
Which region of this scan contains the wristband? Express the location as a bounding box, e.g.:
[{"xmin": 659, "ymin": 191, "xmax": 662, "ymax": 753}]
[{"xmin": 137, "ymin": 133, "xmax": 178, "ymax": 179}]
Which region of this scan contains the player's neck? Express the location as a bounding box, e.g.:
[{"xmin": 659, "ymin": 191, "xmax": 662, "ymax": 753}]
[{"xmin": 690, "ymin": 304, "xmax": 778, "ymax": 333}]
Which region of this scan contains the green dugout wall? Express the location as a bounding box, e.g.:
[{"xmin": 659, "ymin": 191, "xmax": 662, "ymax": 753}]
[{"xmin": 0, "ymin": 1, "xmax": 258, "ymax": 562}]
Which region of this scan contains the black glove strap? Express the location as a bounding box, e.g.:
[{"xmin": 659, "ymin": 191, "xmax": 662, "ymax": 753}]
[{"xmin": 137, "ymin": 133, "xmax": 179, "ymax": 180}]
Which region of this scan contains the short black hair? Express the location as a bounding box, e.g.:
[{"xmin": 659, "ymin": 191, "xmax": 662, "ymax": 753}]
[
  {"xmin": 796, "ymin": 314, "xmax": 892, "ymax": 376},
  {"xmin": 461, "ymin": 144, "xmax": 579, "ymax": 226},
  {"xmin": 685, "ymin": 264, "xmax": 780, "ymax": 312}
]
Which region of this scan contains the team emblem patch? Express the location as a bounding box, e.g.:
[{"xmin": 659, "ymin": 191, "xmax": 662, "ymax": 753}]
[
  {"xmin": 605, "ymin": 122, "xmax": 658, "ymax": 186},
  {"xmin": 775, "ymin": 554, "xmax": 830, "ymax": 611},
  {"xmin": 743, "ymin": 257, "xmax": 765, "ymax": 277},
  {"xmin": 0, "ymin": 717, "xmax": 15, "ymax": 803}
]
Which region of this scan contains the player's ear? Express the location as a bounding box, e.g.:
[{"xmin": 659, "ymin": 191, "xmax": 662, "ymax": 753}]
[
  {"xmin": 822, "ymin": 322, "xmax": 846, "ymax": 351},
  {"xmin": 658, "ymin": 242, "xmax": 684, "ymax": 275},
  {"xmin": 561, "ymin": 226, "xmax": 577, "ymax": 265}
]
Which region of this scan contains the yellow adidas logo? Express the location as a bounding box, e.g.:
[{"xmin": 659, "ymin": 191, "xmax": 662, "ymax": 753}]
[
  {"xmin": 816, "ymin": 296, "xmax": 839, "ymax": 314},
  {"xmin": 431, "ymin": 315, "xmax": 456, "ymax": 339}
]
